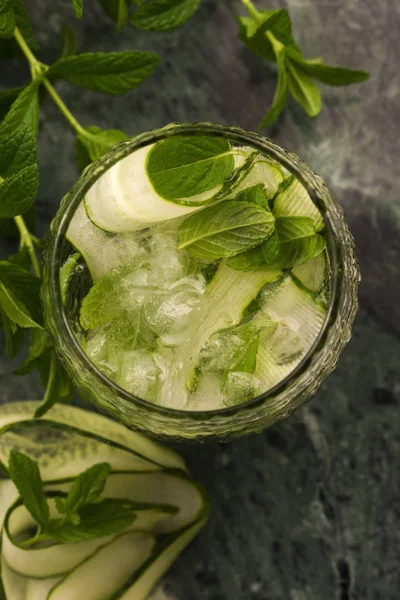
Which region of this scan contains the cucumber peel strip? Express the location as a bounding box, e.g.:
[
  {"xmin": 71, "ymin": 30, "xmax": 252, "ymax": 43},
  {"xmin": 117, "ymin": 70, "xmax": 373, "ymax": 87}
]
[{"xmin": 0, "ymin": 402, "xmax": 208, "ymax": 599}]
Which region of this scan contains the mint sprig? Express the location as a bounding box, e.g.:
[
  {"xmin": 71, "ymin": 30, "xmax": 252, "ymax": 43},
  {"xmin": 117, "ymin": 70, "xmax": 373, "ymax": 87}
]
[
  {"xmin": 239, "ymin": 0, "xmax": 369, "ymax": 125},
  {"xmin": 7, "ymin": 452, "xmax": 137, "ymax": 547}
]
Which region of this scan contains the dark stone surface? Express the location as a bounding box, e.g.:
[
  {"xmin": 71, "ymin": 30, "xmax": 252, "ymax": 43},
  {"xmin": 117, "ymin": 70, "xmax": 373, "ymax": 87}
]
[{"xmin": 1, "ymin": 0, "xmax": 400, "ymax": 598}]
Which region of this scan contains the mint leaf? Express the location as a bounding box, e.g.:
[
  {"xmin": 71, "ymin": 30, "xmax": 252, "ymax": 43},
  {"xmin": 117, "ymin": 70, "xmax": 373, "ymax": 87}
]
[
  {"xmin": 261, "ymin": 229, "xmax": 281, "ymax": 266},
  {"xmin": 287, "ymin": 61, "xmax": 322, "ymax": 117},
  {"xmin": 99, "ymin": 0, "xmax": 129, "ymax": 33},
  {"xmin": 235, "ymin": 184, "xmax": 270, "ymax": 210},
  {"xmin": 275, "ymin": 216, "xmax": 326, "ymax": 267},
  {"xmin": 8, "ymin": 245, "xmax": 32, "ymax": 270},
  {"xmin": 8, "ymin": 451, "xmax": 49, "ymax": 527},
  {"xmin": 75, "ymin": 126, "xmax": 128, "ymax": 171},
  {"xmin": 72, "ymin": 0, "xmax": 83, "ymax": 19},
  {"xmin": 131, "ymin": 0, "xmax": 201, "ymax": 32},
  {"xmin": 287, "ymin": 48, "xmax": 369, "ymax": 86},
  {"xmin": 0, "ymin": 279, "xmax": 40, "ymax": 328},
  {"xmin": 227, "ymin": 230, "xmax": 281, "ymax": 271},
  {"xmin": 0, "ymin": 261, "xmax": 42, "ymax": 328},
  {"xmin": 0, "ymin": 162, "xmax": 38, "ymax": 218},
  {"xmin": 0, "ymin": 0, "xmax": 15, "ymax": 39},
  {"xmin": 48, "ymin": 51, "xmax": 159, "ymax": 96},
  {"xmin": 0, "ymin": 86, "xmax": 25, "ymax": 120},
  {"xmin": 48, "ymin": 500, "xmax": 137, "ymax": 543},
  {"xmin": 178, "ymin": 200, "xmax": 275, "ymax": 260},
  {"xmin": 238, "ymin": 8, "xmax": 297, "ymax": 62},
  {"xmin": 0, "ymin": 124, "xmax": 36, "ymax": 178},
  {"xmin": 34, "ymin": 351, "xmax": 73, "ymax": 418},
  {"xmin": 261, "ymin": 47, "xmax": 288, "ymax": 126},
  {"xmin": 60, "ymin": 252, "xmax": 80, "ymax": 304},
  {"xmin": 14, "ymin": 329, "xmax": 51, "ymax": 375},
  {"xmin": 58, "ymin": 24, "xmax": 77, "ymax": 60},
  {"xmin": 200, "ymin": 322, "xmax": 260, "ymax": 374},
  {"xmin": 12, "ymin": 0, "xmax": 37, "ymax": 51},
  {"xmin": 0, "ymin": 306, "xmax": 24, "ymax": 358},
  {"xmin": 80, "ymin": 266, "xmax": 129, "ymax": 330},
  {"xmin": 2, "ymin": 81, "xmax": 39, "ymax": 134},
  {"xmin": 56, "ymin": 463, "xmax": 110, "ymax": 520},
  {"xmin": 147, "ymin": 136, "xmax": 235, "ymax": 201}
]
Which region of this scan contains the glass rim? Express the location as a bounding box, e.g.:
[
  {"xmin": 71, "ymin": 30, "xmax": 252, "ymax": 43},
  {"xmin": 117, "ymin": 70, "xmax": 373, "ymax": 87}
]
[{"xmin": 45, "ymin": 122, "xmax": 343, "ymax": 420}]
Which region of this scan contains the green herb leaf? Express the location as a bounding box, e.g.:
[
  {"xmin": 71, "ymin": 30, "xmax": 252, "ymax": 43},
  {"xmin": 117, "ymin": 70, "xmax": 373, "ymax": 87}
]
[
  {"xmin": 200, "ymin": 322, "xmax": 260, "ymax": 374},
  {"xmin": 72, "ymin": 0, "xmax": 83, "ymax": 19},
  {"xmin": 58, "ymin": 24, "xmax": 77, "ymax": 60},
  {"xmin": 8, "ymin": 245, "xmax": 32, "ymax": 270},
  {"xmin": 178, "ymin": 200, "xmax": 275, "ymax": 259},
  {"xmin": 0, "ymin": 86, "xmax": 25, "ymax": 120},
  {"xmin": 12, "ymin": 0, "xmax": 38, "ymax": 51},
  {"xmin": 48, "ymin": 500, "xmax": 137, "ymax": 543},
  {"xmin": 14, "ymin": 329, "xmax": 51, "ymax": 375},
  {"xmin": 60, "ymin": 252, "xmax": 80, "ymax": 304},
  {"xmin": 0, "ymin": 262, "xmax": 42, "ymax": 325},
  {"xmin": 56, "ymin": 463, "xmax": 110, "ymax": 520},
  {"xmin": 80, "ymin": 266, "xmax": 128, "ymax": 330},
  {"xmin": 0, "ymin": 124, "xmax": 36, "ymax": 178},
  {"xmin": 227, "ymin": 229, "xmax": 281, "ymax": 271},
  {"xmin": 75, "ymin": 126, "xmax": 128, "ymax": 171},
  {"xmin": 235, "ymin": 184, "xmax": 270, "ymax": 210},
  {"xmin": 131, "ymin": 0, "xmax": 201, "ymax": 32},
  {"xmin": 0, "ymin": 0, "xmax": 16, "ymax": 39},
  {"xmin": 287, "ymin": 48, "xmax": 369, "ymax": 86},
  {"xmin": 0, "ymin": 306, "xmax": 24, "ymax": 358},
  {"xmin": 8, "ymin": 451, "xmax": 49, "ymax": 527},
  {"xmin": 48, "ymin": 51, "xmax": 159, "ymax": 96},
  {"xmin": 260, "ymin": 47, "xmax": 287, "ymax": 126},
  {"xmin": 34, "ymin": 351, "xmax": 73, "ymax": 418},
  {"xmin": 275, "ymin": 216, "xmax": 326, "ymax": 267},
  {"xmin": 0, "ymin": 163, "xmax": 38, "ymax": 218},
  {"xmin": 287, "ymin": 61, "xmax": 322, "ymax": 117},
  {"xmin": 238, "ymin": 8, "xmax": 297, "ymax": 62},
  {"xmin": 147, "ymin": 136, "xmax": 235, "ymax": 201},
  {"xmin": 261, "ymin": 229, "xmax": 281, "ymax": 266},
  {"xmin": 2, "ymin": 81, "xmax": 39, "ymax": 134},
  {"xmin": 98, "ymin": 0, "xmax": 129, "ymax": 33}
]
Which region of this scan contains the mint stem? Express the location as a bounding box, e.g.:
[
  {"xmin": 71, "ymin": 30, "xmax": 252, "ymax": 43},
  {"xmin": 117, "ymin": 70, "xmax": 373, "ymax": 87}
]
[
  {"xmin": 14, "ymin": 215, "xmax": 41, "ymax": 277},
  {"xmin": 241, "ymin": 0, "xmax": 262, "ymax": 24}
]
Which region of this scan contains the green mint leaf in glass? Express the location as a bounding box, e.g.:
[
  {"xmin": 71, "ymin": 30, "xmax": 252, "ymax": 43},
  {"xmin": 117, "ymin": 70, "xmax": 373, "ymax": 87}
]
[
  {"xmin": 261, "ymin": 229, "xmax": 281, "ymax": 266},
  {"xmin": 8, "ymin": 451, "xmax": 50, "ymax": 528},
  {"xmin": 147, "ymin": 136, "xmax": 235, "ymax": 202},
  {"xmin": 48, "ymin": 500, "xmax": 137, "ymax": 543},
  {"xmin": 0, "ymin": 306, "xmax": 24, "ymax": 358},
  {"xmin": 80, "ymin": 266, "xmax": 129, "ymax": 330},
  {"xmin": 60, "ymin": 252, "xmax": 80, "ymax": 304},
  {"xmin": 0, "ymin": 163, "xmax": 38, "ymax": 219},
  {"xmin": 275, "ymin": 216, "xmax": 326, "ymax": 267},
  {"xmin": 131, "ymin": 0, "xmax": 201, "ymax": 32},
  {"xmin": 0, "ymin": 263, "xmax": 42, "ymax": 328},
  {"xmin": 98, "ymin": 0, "xmax": 129, "ymax": 33},
  {"xmin": 56, "ymin": 463, "xmax": 110, "ymax": 519},
  {"xmin": 34, "ymin": 351, "xmax": 73, "ymax": 418},
  {"xmin": 0, "ymin": 0, "xmax": 15, "ymax": 39},
  {"xmin": 200, "ymin": 322, "xmax": 260, "ymax": 374},
  {"xmin": 14, "ymin": 329, "xmax": 51, "ymax": 375},
  {"xmin": 235, "ymin": 184, "xmax": 270, "ymax": 210},
  {"xmin": 0, "ymin": 86, "xmax": 25, "ymax": 120},
  {"xmin": 286, "ymin": 47, "xmax": 369, "ymax": 86},
  {"xmin": 75, "ymin": 126, "xmax": 128, "ymax": 171},
  {"xmin": 47, "ymin": 51, "xmax": 159, "ymax": 96},
  {"xmin": 178, "ymin": 200, "xmax": 275, "ymax": 260},
  {"xmin": 58, "ymin": 24, "xmax": 77, "ymax": 60},
  {"xmin": 2, "ymin": 81, "xmax": 40, "ymax": 134},
  {"xmin": 260, "ymin": 47, "xmax": 288, "ymax": 127},
  {"xmin": 72, "ymin": 0, "xmax": 83, "ymax": 19},
  {"xmin": 227, "ymin": 229, "xmax": 281, "ymax": 272}
]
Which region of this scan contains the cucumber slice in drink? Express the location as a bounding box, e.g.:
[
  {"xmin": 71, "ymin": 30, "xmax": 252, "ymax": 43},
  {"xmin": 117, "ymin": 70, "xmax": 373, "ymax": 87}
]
[
  {"xmin": 233, "ymin": 147, "xmax": 284, "ymax": 196},
  {"xmin": 0, "ymin": 401, "xmax": 185, "ymax": 472},
  {"xmin": 47, "ymin": 532, "xmax": 156, "ymax": 600},
  {"xmin": 26, "ymin": 577, "xmax": 62, "ymax": 600},
  {"xmin": 273, "ymin": 178, "xmax": 324, "ymax": 231},
  {"xmin": 1, "ymin": 557, "xmax": 26, "ymax": 600},
  {"xmin": 253, "ymin": 275, "xmax": 327, "ymax": 389},
  {"xmin": 292, "ymin": 251, "xmax": 328, "ymax": 293},
  {"xmin": 66, "ymin": 202, "xmax": 146, "ymax": 281},
  {"xmin": 84, "ymin": 144, "xmax": 204, "ymax": 233}
]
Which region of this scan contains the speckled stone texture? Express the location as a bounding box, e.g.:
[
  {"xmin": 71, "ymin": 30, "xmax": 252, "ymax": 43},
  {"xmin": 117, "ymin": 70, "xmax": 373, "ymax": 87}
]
[{"xmin": 1, "ymin": 0, "xmax": 400, "ymax": 598}]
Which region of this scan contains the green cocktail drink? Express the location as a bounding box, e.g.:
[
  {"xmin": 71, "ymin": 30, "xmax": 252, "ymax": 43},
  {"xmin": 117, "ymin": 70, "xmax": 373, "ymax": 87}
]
[{"xmin": 42, "ymin": 124, "xmax": 359, "ymax": 440}]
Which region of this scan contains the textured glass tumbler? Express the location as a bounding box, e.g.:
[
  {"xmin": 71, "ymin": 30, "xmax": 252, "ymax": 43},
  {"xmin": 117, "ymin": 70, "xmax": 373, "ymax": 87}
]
[{"xmin": 42, "ymin": 123, "xmax": 360, "ymax": 442}]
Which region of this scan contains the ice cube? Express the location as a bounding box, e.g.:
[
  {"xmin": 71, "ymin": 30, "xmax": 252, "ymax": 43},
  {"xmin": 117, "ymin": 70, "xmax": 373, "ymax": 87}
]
[
  {"xmin": 148, "ymin": 233, "xmax": 188, "ymax": 284},
  {"xmin": 115, "ymin": 349, "xmax": 160, "ymax": 401},
  {"xmin": 199, "ymin": 322, "xmax": 259, "ymax": 373},
  {"xmin": 187, "ymin": 373, "xmax": 226, "ymax": 411},
  {"xmin": 261, "ymin": 322, "xmax": 305, "ymax": 365},
  {"xmin": 222, "ymin": 371, "xmax": 260, "ymax": 406}
]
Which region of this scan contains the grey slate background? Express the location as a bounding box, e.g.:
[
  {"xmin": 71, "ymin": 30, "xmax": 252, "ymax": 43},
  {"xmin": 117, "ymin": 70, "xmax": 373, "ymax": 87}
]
[{"xmin": 1, "ymin": 0, "xmax": 400, "ymax": 598}]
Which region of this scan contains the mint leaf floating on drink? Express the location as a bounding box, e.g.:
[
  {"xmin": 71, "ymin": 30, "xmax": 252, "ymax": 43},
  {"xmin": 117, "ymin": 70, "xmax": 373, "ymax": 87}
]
[
  {"xmin": 64, "ymin": 133, "xmax": 332, "ymax": 409},
  {"xmin": 0, "ymin": 401, "xmax": 208, "ymax": 598},
  {"xmin": 238, "ymin": 0, "xmax": 369, "ymax": 125}
]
